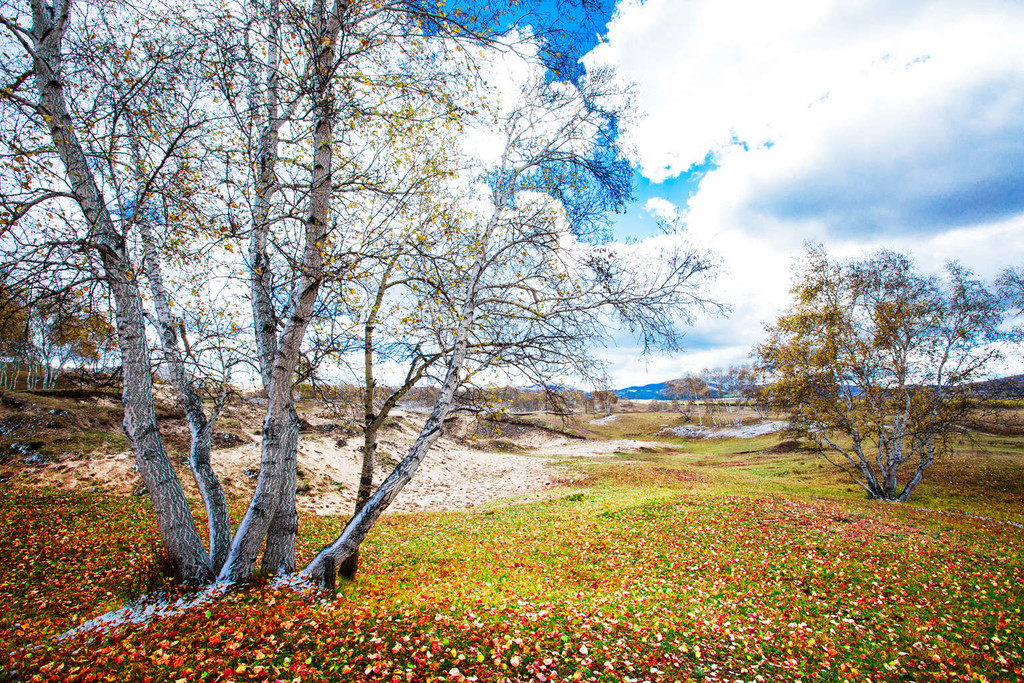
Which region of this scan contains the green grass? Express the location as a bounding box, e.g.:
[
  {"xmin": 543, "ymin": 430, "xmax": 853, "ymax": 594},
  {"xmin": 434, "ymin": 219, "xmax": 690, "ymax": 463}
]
[
  {"xmin": 663, "ymin": 430, "xmax": 1024, "ymax": 525},
  {"xmin": 2, "ymin": 416, "xmax": 1024, "ymax": 682},
  {"xmin": 0, "ymin": 403, "xmax": 129, "ymax": 459},
  {"xmin": 575, "ymin": 407, "xmax": 778, "ymax": 442}
]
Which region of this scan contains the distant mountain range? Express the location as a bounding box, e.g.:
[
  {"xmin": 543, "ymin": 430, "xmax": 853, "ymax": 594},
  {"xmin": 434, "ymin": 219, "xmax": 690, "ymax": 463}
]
[
  {"xmin": 614, "ymin": 381, "xmax": 726, "ymax": 400},
  {"xmin": 972, "ymin": 374, "xmax": 1024, "ymax": 398},
  {"xmin": 533, "ymin": 381, "xmax": 710, "ymax": 399},
  {"xmin": 614, "ymin": 382, "xmax": 671, "ymax": 400},
  {"xmin": 612, "ymin": 374, "xmax": 1024, "ymax": 401}
]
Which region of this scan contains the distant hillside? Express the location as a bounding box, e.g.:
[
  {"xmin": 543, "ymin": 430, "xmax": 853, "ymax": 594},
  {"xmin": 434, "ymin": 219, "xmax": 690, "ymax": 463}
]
[
  {"xmin": 973, "ymin": 374, "xmax": 1024, "ymax": 398},
  {"xmin": 616, "ymin": 380, "xmax": 727, "ymax": 400},
  {"xmin": 615, "ymin": 382, "xmax": 670, "ymax": 400},
  {"xmin": 616, "ymin": 375, "xmax": 1024, "ymax": 401}
]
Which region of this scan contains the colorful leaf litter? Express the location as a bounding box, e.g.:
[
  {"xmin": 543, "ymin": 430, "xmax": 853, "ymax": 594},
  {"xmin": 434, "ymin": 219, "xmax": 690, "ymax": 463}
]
[{"xmin": 2, "ymin": 483, "xmax": 1022, "ymax": 682}]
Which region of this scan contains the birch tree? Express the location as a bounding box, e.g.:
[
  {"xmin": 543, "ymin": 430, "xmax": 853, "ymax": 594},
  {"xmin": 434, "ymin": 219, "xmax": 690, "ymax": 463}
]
[
  {"xmin": 207, "ymin": 0, "xmax": 487, "ymax": 582},
  {"xmin": 755, "ymin": 246, "xmax": 1005, "ymax": 502},
  {"xmin": 1, "ymin": 0, "xmax": 221, "ymax": 581},
  {"xmin": 664, "ymin": 376, "xmax": 709, "ymax": 424},
  {"xmin": 303, "ymin": 65, "xmax": 721, "ymax": 581},
  {"xmin": 2, "ymin": 0, "xmax": 667, "ymax": 588},
  {"xmin": 29, "ymin": 291, "xmax": 111, "ymax": 389}
]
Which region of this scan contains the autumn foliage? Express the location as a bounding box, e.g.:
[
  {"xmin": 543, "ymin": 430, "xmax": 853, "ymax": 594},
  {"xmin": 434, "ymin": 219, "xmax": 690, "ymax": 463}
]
[
  {"xmin": 756, "ymin": 247, "xmax": 1005, "ymax": 502},
  {"xmin": 2, "ymin": 465, "xmax": 1022, "ymax": 682}
]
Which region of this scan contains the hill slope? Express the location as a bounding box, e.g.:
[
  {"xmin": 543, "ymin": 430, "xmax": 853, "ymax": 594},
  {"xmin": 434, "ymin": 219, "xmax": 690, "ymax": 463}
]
[{"xmin": 615, "ymin": 381, "xmax": 670, "ymax": 399}]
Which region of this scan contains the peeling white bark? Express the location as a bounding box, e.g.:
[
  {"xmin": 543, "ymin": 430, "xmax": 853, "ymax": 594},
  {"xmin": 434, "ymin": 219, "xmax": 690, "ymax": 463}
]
[{"xmin": 28, "ymin": 0, "xmax": 210, "ymax": 582}]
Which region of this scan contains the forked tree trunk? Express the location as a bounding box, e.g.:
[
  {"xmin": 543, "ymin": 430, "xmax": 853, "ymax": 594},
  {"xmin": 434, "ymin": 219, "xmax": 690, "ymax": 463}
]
[
  {"xmin": 218, "ymin": 0, "xmax": 343, "ymax": 583},
  {"xmin": 218, "ymin": 392, "xmax": 301, "ymax": 581},
  {"xmin": 304, "ymin": 306, "xmax": 476, "ymax": 582},
  {"xmin": 29, "ymin": 0, "xmax": 210, "ymax": 582},
  {"xmin": 138, "ymin": 217, "xmax": 232, "ymax": 572},
  {"xmin": 340, "ymin": 317, "xmax": 436, "ymax": 579},
  {"xmin": 338, "ymin": 275, "xmax": 388, "ymax": 578},
  {"xmin": 248, "ymin": 79, "xmax": 300, "ymax": 576},
  {"xmin": 249, "ymin": 29, "xmax": 301, "ymax": 575},
  {"xmin": 897, "ymin": 443, "xmax": 933, "ymax": 502},
  {"xmin": 304, "ymin": 199, "xmax": 504, "ymax": 583}
]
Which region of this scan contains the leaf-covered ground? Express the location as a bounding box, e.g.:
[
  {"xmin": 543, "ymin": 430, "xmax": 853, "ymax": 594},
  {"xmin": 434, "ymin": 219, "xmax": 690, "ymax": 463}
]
[{"xmin": 2, "ymin": 422, "xmax": 1024, "ymax": 682}]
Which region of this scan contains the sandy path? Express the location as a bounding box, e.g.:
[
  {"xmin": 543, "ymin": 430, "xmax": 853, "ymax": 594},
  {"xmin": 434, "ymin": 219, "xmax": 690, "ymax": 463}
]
[
  {"xmin": 529, "ymin": 438, "xmax": 653, "ymax": 458},
  {"xmin": 292, "ymin": 436, "xmax": 565, "ymax": 515},
  {"xmin": 6, "ymin": 404, "xmax": 670, "ymax": 516},
  {"xmin": 11, "ymin": 425, "xmax": 580, "ymax": 517}
]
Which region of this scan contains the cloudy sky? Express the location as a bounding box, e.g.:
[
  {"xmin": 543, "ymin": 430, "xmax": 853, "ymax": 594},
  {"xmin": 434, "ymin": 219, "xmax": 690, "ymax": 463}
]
[{"xmin": 578, "ymin": 0, "xmax": 1024, "ymax": 387}]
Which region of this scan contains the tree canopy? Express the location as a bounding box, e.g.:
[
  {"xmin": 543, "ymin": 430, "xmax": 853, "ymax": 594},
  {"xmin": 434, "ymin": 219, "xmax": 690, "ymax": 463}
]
[
  {"xmin": 756, "ymin": 246, "xmax": 1006, "ymax": 502},
  {"xmin": 0, "ymin": 0, "xmax": 719, "ymax": 585}
]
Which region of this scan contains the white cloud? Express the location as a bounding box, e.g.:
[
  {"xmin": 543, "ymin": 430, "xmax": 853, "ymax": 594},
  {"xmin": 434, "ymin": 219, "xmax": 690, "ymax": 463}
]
[
  {"xmin": 588, "ymin": 0, "xmax": 1024, "ymax": 189},
  {"xmin": 582, "ymin": 0, "xmax": 1024, "ymax": 387},
  {"xmin": 643, "ymin": 197, "xmax": 680, "ymax": 223}
]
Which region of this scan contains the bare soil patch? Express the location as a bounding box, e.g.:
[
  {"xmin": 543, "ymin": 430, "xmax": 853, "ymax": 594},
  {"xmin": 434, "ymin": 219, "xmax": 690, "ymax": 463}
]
[
  {"xmin": 2, "ymin": 408, "xmax": 583, "ymax": 516},
  {"xmin": 0, "ymin": 397, "xmax": 795, "ymax": 516}
]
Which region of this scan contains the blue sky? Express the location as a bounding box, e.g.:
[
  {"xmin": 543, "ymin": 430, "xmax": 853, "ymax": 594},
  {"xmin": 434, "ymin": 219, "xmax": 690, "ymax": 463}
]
[
  {"xmin": 609, "ymin": 165, "xmax": 713, "ymax": 242},
  {"xmin": 574, "ymin": 0, "xmax": 1024, "ymax": 387},
  {"xmin": 507, "ymin": 0, "xmax": 717, "ymax": 244}
]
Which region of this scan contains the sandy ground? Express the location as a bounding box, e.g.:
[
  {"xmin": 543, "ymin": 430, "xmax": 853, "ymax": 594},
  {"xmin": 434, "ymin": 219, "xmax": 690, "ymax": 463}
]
[
  {"xmin": 527, "ymin": 438, "xmax": 653, "ymax": 458},
  {"xmin": 6, "ymin": 401, "xmax": 754, "ymax": 515},
  {"xmin": 291, "ymin": 435, "xmax": 567, "ymax": 515},
  {"xmin": 663, "ymin": 420, "xmax": 786, "ymax": 439},
  {"xmin": 8, "ymin": 410, "xmax": 656, "ymax": 516}
]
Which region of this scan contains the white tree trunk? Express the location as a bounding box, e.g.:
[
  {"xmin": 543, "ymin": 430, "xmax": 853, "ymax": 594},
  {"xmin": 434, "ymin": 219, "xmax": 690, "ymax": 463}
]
[
  {"xmin": 138, "ymin": 216, "xmax": 232, "ymax": 572},
  {"xmin": 28, "ymin": 0, "xmax": 210, "ymax": 582},
  {"xmin": 249, "ymin": 0, "xmax": 300, "ymax": 576},
  {"xmin": 218, "ymin": 0, "xmax": 344, "ymax": 583}
]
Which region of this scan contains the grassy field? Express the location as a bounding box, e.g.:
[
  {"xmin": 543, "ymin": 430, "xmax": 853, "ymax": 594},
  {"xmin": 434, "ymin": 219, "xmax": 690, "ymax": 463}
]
[{"xmin": 2, "ymin": 407, "xmax": 1023, "ymax": 682}]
